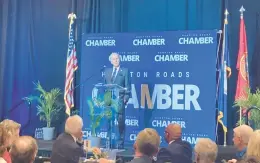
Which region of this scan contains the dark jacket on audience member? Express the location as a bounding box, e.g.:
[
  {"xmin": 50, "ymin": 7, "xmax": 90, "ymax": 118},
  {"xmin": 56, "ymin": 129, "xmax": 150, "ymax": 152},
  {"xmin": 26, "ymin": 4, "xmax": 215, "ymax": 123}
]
[
  {"xmin": 128, "ymin": 155, "xmax": 154, "ymax": 163},
  {"xmin": 156, "ymin": 139, "xmax": 193, "ymax": 163},
  {"xmin": 51, "ymin": 133, "xmax": 85, "ymax": 163}
]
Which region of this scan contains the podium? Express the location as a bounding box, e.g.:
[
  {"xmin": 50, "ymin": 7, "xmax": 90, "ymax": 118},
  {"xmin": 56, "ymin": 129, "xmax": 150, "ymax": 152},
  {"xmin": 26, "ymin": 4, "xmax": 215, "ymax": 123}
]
[{"xmin": 92, "ymin": 83, "xmax": 127, "ymax": 148}]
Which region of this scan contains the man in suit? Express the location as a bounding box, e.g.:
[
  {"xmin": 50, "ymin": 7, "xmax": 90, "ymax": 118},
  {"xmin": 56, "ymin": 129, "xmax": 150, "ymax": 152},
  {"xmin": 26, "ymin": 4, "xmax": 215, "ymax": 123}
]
[
  {"xmin": 100, "ymin": 128, "xmax": 160, "ymax": 163},
  {"xmin": 51, "ymin": 115, "xmax": 85, "ymax": 163},
  {"xmin": 104, "ymin": 52, "xmax": 131, "ymax": 149},
  {"xmin": 157, "ymin": 124, "xmax": 192, "ymax": 163}
]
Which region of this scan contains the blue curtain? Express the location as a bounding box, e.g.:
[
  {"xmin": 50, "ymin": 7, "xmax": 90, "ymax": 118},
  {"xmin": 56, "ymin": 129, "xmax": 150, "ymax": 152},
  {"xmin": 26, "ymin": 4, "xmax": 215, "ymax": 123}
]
[
  {"xmin": 80, "ymin": 0, "xmax": 223, "ymax": 33},
  {"xmin": 0, "ymin": 0, "xmax": 72, "ymax": 136}
]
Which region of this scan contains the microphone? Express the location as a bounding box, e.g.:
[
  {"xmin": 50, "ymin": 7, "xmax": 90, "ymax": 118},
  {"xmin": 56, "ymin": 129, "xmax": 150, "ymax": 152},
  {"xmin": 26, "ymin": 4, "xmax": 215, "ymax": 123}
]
[{"xmin": 217, "ymin": 30, "xmax": 222, "ymax": 34}]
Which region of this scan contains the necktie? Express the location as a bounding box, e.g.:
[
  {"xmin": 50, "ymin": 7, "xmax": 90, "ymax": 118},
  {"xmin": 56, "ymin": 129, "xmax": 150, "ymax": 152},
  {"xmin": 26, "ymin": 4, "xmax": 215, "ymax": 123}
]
[{"xmin": 111, "ymin": 68, "xmax": 117, "ymax": 82}]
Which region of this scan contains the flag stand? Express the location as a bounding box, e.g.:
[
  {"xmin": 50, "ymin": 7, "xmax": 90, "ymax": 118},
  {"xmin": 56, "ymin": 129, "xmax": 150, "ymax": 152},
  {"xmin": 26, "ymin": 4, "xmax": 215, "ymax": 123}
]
[{"xmin": 224, "ymin": 131, "xmax": 227, "ymax": 146}]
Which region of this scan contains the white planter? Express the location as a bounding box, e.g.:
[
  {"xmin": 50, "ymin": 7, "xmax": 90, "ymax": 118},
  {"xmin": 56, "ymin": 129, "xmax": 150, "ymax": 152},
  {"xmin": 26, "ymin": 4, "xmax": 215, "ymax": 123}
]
[
  {"xmin": 42, "ymin": 127, "xmax": 55, "ymax": 140},
  {"xmin": 88, "ymin": 136, "xmax": 101, "ymax": 148}
]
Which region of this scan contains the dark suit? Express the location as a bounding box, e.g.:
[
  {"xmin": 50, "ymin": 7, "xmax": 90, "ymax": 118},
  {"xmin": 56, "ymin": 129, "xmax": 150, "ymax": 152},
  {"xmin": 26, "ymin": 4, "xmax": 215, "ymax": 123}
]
[
  {"xmin": 128, "ymin": 155, "xmax": 154, "ymax": 163},
  {"xmin": 50, "ymin": 133, "xmax": 85, "ymax": 163},
  {"xmin": 104, "ymin": 67, "xmax": 131, "ymax": 148},
  {"xmin": 157, "ymin": 139, "xmax": 192, "ymax": 163}
]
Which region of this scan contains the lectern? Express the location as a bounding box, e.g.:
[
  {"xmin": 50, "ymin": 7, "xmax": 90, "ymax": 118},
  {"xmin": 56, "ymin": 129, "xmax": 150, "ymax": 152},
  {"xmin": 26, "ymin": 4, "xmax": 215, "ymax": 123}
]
[{"xmin": 92, "ymin": 83, "xmax": 126, "ymax": 148}]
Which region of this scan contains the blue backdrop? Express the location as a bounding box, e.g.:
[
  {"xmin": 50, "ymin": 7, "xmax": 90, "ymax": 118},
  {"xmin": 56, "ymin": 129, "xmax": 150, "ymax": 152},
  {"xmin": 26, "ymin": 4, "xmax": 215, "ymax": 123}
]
[{"xmin": 80, "ymin": 30, "xmax": 218, "ymax": 146}]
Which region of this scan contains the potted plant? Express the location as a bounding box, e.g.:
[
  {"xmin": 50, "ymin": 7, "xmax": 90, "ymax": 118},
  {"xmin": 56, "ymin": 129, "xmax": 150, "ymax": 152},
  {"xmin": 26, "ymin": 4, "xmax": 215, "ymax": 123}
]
[
  {"xmin": 87, "ymin": 91, "xmax": 116, "ymax": 148},
  {"xmin": 234, "ymin": 87, "xmax": 260, "ymax": 129},
  {"xmin": 25, "ymin": 82, "xmax": 63, "ymax": 140}
]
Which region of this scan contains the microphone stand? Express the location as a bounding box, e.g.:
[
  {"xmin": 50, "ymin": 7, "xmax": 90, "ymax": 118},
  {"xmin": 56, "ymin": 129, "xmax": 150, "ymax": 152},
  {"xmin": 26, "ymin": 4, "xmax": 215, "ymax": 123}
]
[
  {"xmin": 74, "ymin": 65, "xmax": 106, "ymax": 90},
  {"xmin": 75, "ymin": 65, "xmax": 106, "ymax": 116}
]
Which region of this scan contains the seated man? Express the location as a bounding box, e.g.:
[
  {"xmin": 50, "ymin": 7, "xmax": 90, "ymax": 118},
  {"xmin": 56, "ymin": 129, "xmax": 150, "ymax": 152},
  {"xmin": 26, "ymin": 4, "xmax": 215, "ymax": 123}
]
[
  {"xmin": 228, "ymin": 125, "xmax": 253, "ymax": 163},
  {"xmin": 10, "ymin": 136, "xmax": 38, "ymax": 163},
  {"xmin": 100, "ymin": 128, "xmax": 160, "ymax": 163},
  {"xmin": 156, "ymin": 124, "xmax": 192, "ymax": 163},
  {"xmin": 194, "ymin": 138, "xmax": 218, "ymax": 163},
  {"xmin": 51, "ymin": 115, "xmax": 85, "ymax": 163}
]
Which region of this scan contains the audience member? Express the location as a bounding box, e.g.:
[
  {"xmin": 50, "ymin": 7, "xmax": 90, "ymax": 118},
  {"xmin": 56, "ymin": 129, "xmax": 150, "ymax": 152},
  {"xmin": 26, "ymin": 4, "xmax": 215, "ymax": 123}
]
[
  {"xmin": 51, "ymin": 115, "xmax": 85, "ymax": 163},
  {"xmin": 232, "ymin": 125, "xmax": 253, "ymax": 160},
  {"xmin": 241, "ymin": 130, "xmax": 260, "ymax": 163},
  {"xmin": 131, "ymin": 128, "xmax": 160, "ymax": 163},
  {"xmin": 194, "ymin": 138, "xmax": 218, "ymax": 163},
  {"xmin": 156, "ymin": 124, "xmax": 192, "ymax": 163},
  {"xmin": 0, "ymin": 124, "xmax": 8, "ymax": 163},
  {"xmin": 100, "ymin": 128, "xmax": 160, "ymax": 163},
  {"xmin": 0, "ymin": 119, "xmax": 21, "ymax": 163},
  {"xmin": 10, "ymin": 136, "xmax": 38, "ymax": 163}
]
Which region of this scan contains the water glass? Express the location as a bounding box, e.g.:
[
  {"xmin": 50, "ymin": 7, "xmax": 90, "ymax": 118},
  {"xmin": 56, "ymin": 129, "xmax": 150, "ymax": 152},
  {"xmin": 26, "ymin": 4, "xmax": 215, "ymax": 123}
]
[{"xmin": 106, "ymin": 149, "xmax": 117, "ymax": 162}]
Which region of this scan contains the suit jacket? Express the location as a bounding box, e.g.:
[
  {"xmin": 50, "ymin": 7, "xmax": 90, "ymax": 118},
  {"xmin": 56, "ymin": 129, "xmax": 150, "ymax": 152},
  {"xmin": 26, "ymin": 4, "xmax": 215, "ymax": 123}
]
[
  {"xmin": 128, "ymin": 155, "xmax": 154, "ymax": 163},
  {"xmin": 104, "ymin": 67, "xmax": 131, "ymax": 102},
  {"xmin": 157, "ymin": 139, "xmax": 192, "ymax": 163},
  {"xmin": 50, "ymin": 133, "xmax": 85, "ymax": 163}
]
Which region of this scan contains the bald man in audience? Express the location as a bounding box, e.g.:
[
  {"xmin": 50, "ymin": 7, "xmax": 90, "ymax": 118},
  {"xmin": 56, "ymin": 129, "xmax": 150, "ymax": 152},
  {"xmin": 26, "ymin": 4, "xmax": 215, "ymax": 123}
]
[
  {"xmin": 10, "ymin": 136, "xmax": 38, "ymax": 163},
  {"xmin": 194, "ymin": 138, "xmax": 218, "ymax": 163},
  {"xmin": 156, "ymin": 124, "xmax": 192, "ymax": 163},
  {"xmin": 51, "ymin": 115, "xmax": 85, "ymax": 163},
  {"xmin": 228, "ymin": 125, "xmax": 253, "ymax": 162}
]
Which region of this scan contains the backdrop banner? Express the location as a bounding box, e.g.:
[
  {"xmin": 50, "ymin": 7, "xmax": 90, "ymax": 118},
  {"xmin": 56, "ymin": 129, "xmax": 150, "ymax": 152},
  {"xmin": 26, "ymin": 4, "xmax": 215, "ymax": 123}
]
[{"xmin": 80, "ymin": 30, "xmax": 218, "ymax": 147}]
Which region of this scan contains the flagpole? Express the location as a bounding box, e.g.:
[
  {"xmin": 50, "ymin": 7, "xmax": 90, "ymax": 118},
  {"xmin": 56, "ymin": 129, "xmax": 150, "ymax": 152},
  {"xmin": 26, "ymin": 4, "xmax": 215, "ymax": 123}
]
[
  {"xmin": 215, "ymin": 30, "xmax": 223, "ymax": 142},
  {"xmin": 239, "ymin": 6, "xmax": 245, "ymax": 126},
  {"xmin": 65, "ymin": 13, "xmax": 77, "ymax": 116},
  {"xmin": 215, "ymin": 30, "xmax": 223, "ymax": 144},
  {"xmin": 215, "ymin": 29, "xmax": 223, "ymax": 143},
  {"xmin": 223, "ymin": 9, "xmax": 229, "ymax": 147}
]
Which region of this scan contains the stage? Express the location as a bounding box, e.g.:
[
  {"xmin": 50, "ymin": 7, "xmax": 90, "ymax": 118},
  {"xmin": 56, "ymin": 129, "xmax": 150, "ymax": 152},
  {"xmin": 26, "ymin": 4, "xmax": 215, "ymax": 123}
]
[{"xmin": 35, "ymin": 140, "xmax": 237, "ymax": 163}]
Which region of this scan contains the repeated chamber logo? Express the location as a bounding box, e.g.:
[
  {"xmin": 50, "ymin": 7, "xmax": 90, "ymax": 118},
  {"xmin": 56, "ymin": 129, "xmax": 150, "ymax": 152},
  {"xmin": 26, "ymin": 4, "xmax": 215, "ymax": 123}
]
[
  {"xmin": 178, "ymin": 33, "xmax": 214, "ymax": 45},
  {"xmin": 133, "ymin": 35, "xmax": 165, "ymax": 46},
  {"xmin": 85, "ymin": 36, "xmax": 116, "ymax": 47}
]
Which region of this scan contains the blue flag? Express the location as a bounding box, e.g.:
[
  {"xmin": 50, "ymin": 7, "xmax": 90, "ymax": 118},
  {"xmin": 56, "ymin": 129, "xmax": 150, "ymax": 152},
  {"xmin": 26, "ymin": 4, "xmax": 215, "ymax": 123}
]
[{"xmin": 217, "ymin": 9, "xmax": 231, "ymax": 134}]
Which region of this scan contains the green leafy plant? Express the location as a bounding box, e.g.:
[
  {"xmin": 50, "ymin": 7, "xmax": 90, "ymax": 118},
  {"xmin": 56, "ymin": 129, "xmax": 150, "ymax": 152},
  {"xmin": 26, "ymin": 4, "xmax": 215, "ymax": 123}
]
[
  {"xmin": 88, "ymin": 100, "xmax": 112, "ymax": 137},
  {"xmin": 24, "ymin": 81, "xmax": 63, "ymax": 128},
  {"xmin": 234, "ymin": 87, "xmax": 260, "ymax": 129},
  {"xmin": 88, "ymin": 91, "xmax": 119, "ymax": 137}
]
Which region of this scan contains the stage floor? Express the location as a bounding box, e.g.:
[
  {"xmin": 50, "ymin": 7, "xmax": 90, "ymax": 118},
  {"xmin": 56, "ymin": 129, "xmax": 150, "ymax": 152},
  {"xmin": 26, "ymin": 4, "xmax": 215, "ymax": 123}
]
[{"xmin": 37, "ymin": 140, "xmax": 237, "ymax": 163}]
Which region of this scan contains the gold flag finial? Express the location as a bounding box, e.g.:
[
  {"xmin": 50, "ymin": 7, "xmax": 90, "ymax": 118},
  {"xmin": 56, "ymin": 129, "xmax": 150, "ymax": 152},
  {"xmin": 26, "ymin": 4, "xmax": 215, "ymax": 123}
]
[{"xmin": 68, "ymin": 13, "xmax": 77, "ymax": 25}]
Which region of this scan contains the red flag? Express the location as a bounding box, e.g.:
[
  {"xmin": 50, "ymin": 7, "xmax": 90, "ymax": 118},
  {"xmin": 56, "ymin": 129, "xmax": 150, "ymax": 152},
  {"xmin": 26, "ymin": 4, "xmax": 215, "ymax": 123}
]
[{"xmin": 235, "ymin": 13, "xmax": 249, "ymax": 108}]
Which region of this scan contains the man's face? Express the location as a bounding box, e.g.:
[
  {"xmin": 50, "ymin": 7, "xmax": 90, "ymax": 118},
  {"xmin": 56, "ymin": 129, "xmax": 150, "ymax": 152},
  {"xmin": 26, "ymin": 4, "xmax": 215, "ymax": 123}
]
[
  {"xmin": 110, "ymin": 54, "xmax": 120, "ymax": 67},
  {"xmin": 233, "ymin": 132, "xmax": 242, "ymax": 148}
]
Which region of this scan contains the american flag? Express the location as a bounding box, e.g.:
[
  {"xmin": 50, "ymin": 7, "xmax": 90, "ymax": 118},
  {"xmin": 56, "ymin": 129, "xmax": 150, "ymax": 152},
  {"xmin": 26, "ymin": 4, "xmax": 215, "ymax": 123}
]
[{"xmin": 64, "ymin": 19, "xmax": 78, "ymax": 115}]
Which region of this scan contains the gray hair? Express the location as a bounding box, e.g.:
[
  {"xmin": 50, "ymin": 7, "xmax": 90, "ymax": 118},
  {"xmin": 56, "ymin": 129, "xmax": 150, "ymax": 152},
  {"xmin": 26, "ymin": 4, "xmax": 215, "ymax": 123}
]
[
  {"xmin": 233, "ymin": 124, "xmax": 253, "ymax": 145},
  {"xmin": 65, "ymin": 115, "xmax": 83, "ymax": 135},
  {"xmin": 195, "ymin": 138, "xmax": 218, "ymax": 163},
  {"xmin": 109, "ymin": 52, "xmax": 120, "ymax": 61}
]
